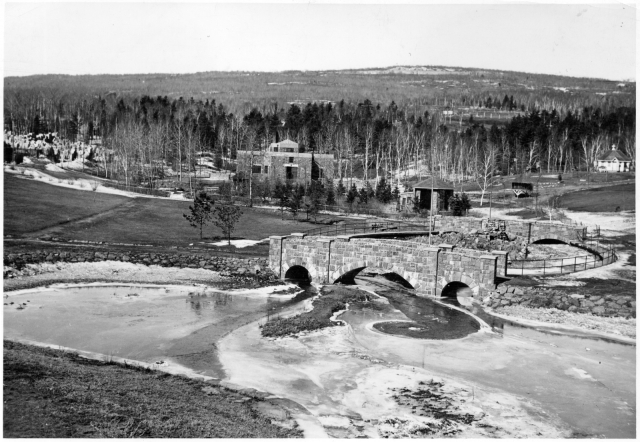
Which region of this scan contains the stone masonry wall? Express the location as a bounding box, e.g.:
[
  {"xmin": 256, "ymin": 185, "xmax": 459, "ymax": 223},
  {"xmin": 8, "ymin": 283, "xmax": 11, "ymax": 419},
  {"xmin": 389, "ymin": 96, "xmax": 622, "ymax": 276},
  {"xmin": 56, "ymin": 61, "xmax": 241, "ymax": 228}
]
[
  {"xmin": 271, "ymin": 234, "xmax": 499, "ymax": 298},
  {"xmin": 4, "ymin": 249, "xmax": 270, "ymax": 277}
]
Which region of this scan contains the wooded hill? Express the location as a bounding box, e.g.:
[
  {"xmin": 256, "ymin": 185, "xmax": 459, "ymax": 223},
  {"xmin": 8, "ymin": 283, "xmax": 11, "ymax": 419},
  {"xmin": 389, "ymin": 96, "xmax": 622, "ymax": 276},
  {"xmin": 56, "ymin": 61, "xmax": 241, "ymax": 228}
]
[
  {"xmin": 5, "ymin": 65, "xmax": 635, "ymax": 116},
  {"xmin": 4, "ymin": 66, "xmax": 636, "ymax": 195}
]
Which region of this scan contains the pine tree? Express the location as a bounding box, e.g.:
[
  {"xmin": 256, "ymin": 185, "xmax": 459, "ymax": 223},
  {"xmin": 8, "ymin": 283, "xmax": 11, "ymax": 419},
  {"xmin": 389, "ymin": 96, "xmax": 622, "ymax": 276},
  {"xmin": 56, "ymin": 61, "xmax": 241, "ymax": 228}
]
[
  {"xmin": 212, "ymin": 204, "xmax": 243, "ymax": 245},
  {"xmin": 392, "ymin": 186, "xmax": 400, "ymax": 202},
  {"xmin": 346, "ymin": 184, "xmax": 358, "ymax": 210},
  {"xmin": 358, "ymin": 186, "xmax": 368, "ymax": 205},
  {"xmin": 183, "ymin": 191, "xmax": 213, "ymax": 239},
  {"xmin": 288, "ymin": 184, "xmax": 305, "ymax": 220}
]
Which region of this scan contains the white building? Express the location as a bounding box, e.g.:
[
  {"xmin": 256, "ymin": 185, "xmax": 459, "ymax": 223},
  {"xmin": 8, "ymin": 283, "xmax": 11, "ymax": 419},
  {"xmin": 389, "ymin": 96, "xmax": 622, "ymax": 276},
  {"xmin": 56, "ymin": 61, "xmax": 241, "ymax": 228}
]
[{"xmin": 595, "ymin": 145, "xmax": 633, "ymax": 172}]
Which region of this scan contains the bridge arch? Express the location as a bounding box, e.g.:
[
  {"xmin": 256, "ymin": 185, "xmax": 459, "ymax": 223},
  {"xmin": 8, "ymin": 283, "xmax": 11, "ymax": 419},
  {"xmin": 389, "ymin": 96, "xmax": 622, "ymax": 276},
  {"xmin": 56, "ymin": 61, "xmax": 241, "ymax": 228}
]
[
  {"xmin": 332, "ymin": 260, "xmax": 420, "ymax": 291},
  {"xmin": 530, "ymin": 238, "xmax": 568, "ymax": 245},
  {"xmin": 334, "ymin": 266, "xmax": 415, "ymax": 289},
  {"xmin": 284, "ymin": 265, "xmax": 311, "ymax": 282},
  {"xmin": 437, "ymin": 274, "xmax": 481, "ymax": 300},
  {"xmin": 282, "ymin": 257, "xmax": 318, "ymax": 282},
  {"xmin": 441, "ymin": 281, "xmax": 475, "ymax": 306}
]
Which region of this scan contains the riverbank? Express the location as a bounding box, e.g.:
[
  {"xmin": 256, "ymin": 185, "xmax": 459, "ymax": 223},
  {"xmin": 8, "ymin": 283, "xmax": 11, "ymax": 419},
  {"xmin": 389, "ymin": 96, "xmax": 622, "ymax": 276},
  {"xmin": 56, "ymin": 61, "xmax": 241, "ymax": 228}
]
[
  {"xmin": 2, "ymin": 260, "xmax": 281, "ymax": 293},
  {"xmin": 3, "ymin": 340, "xmax": 302, "ymax": 438},
  {"xmin": 488, "ymin": 304, "xmax": 636, "ymax": 340}
]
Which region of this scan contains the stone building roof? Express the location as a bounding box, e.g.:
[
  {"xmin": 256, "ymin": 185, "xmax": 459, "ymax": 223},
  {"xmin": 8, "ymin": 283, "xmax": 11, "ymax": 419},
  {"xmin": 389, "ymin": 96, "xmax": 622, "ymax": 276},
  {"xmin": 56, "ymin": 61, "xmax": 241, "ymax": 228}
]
[{"xmin": 413, "ymin": 176, "xmax": 454, "ymax": 190}]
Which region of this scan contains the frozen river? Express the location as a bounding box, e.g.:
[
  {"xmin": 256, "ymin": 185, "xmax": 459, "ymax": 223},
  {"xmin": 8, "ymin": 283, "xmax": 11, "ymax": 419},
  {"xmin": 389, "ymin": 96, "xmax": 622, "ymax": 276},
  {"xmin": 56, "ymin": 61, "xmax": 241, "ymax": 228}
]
[{"xmin": 4, "ymin": 281, "xmax": 635, "ymax": 438}]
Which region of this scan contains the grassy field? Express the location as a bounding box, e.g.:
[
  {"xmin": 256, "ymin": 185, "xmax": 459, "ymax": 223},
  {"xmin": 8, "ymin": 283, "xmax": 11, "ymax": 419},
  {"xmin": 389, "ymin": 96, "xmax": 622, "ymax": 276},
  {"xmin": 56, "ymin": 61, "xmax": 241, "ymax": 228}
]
[
  {"xmin": 3, "ymin": 341, "xmax": 301, "ymax": 438},
  {"xmin": 556, "ymin": 184, "xmax": 635, "ymax": 212},
  {"xmin": 4, "ymin": 174, "xmax": 343, "ymax": 251},
  {"xmin": 4, "ymin": 175, "xmax": 130, "ymax": 236}
]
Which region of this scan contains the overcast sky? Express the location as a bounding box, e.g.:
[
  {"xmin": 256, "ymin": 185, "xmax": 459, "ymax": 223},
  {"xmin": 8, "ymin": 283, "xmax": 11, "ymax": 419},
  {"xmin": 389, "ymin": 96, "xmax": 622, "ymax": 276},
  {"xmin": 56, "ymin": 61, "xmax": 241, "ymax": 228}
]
[{"xmin": 3, "ymin": 1, "xmax": 636, "ymax": 80}]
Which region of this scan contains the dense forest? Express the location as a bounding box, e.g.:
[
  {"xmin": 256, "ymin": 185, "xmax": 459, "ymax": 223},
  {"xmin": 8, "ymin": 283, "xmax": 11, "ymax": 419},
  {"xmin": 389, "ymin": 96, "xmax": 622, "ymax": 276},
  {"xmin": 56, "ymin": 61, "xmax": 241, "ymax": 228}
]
[{"xmin": 4, "ymin": 67, "xmax": 636, "ymax": 192}]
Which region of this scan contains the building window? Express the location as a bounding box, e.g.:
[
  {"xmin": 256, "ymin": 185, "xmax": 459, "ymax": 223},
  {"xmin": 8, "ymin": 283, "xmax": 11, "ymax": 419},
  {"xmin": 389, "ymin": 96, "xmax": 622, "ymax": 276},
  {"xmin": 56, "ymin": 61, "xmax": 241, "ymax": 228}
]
[
  {"xmin": 288, "ymin": 157, "xmax": 294, "ymax": 163},
  {"xmin": 273, "ymin": 147, "xmax": 279, "ymax": 152},
  {"xmin": 264, "ymin": 165, "xmax": 269, "ymax": 174},
  {"xmin": 286, "ymin": 167, "xmax": 298, "ymax": 180},
  {"xmin": 252, "ymin": 165, "xmax": 262, "ymax": 174}
]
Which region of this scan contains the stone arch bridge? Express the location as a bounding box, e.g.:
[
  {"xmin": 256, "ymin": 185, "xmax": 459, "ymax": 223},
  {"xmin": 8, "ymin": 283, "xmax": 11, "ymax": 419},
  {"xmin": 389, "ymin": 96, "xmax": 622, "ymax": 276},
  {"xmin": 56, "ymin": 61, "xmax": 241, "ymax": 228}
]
[{"xmin": 269, "ymin": 216, "xmax": 592, "ymax": 300}]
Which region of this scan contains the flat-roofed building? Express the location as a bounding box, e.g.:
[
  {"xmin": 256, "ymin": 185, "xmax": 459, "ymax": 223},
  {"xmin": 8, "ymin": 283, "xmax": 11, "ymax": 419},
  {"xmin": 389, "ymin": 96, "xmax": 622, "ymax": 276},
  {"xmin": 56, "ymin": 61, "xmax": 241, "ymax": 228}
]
[{"xmin": 236, "ymin": 139, "xmax": 334, "ymax": 184}]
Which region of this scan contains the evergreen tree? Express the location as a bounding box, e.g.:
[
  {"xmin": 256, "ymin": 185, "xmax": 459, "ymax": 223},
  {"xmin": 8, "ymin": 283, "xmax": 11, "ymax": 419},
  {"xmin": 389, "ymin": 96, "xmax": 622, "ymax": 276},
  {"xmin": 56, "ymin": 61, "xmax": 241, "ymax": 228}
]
[
  {"xmin": 288, "ymin": 184, "xmax": 305, "ymax": 220},
  {"xmin": 273, "ymin": 180, "xmax": 289, "ymax": 219},
  {"xmin": 183, "ymin": 191, "xmax": 213, "ymax": 239},
  {"xmin": 325, "ymin": 185, "xmax": 336, "ymax": 206},
  {"xmin": 346, "ymin": 184, "xmax": 358, "ymax": 209},
  {"xmin": 307, "ymin": 181, "xmax": 325, "ymax": 221},
  {"xmin": 449, "ymin": 193, "xmax": 472, "ymax": 216},
  {"xmin": 358, "ymin": 186, "xmax": 368, "ymax": 205},
  {"xmin": 392, "ymin": 186, "xmax": 400, "ymax": 202},
  {"xmin": 365, "ymin": 182, "xmax": 375, "ymax": 200},
  {"xmin": 336, "ymin": 179, "xmax": 346, "ymax": 197},
  {"xmin": 212, "ymin": 204, "xmax": 243, "ymax": 245}
]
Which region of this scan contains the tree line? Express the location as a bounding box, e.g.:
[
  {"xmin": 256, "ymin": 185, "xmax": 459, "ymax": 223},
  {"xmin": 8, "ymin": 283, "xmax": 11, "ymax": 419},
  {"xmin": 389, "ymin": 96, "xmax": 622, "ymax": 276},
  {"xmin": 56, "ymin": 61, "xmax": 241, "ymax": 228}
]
[{"xmin": 4, "ymin": 90, "xmax": 635, "ymax": 195}]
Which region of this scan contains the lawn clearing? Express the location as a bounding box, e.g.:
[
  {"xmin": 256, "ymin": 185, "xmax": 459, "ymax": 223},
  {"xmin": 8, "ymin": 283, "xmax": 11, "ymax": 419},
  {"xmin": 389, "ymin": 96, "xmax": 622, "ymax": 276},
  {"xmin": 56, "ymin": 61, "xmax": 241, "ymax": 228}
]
[
  {"xmin": 3, "ymin": 340, "xmax": 302, "ymax": 438},
  {"xmin": 3, "ymin": 174, "xmax": 130, "ymax": 236},
  {"xmin": 556, "ymin": 184, "xmax": 635, "ymax": 212},
  {"xmin": 4, "ymin": 174, "xmax": 342, "ymax": 249}
]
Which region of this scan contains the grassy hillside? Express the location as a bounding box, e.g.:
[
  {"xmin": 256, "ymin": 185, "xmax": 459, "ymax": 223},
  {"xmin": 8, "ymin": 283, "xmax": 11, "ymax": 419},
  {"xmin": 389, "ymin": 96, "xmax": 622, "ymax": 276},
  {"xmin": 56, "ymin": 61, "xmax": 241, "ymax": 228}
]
[
  {"xmin": 4, "ymin": 174, "xmax": 342, "ymax": 250},
  {"xmin": 3, "ymin": 341, "xmax": 301, "ymax": 438},
  {"xmin": 5, "ymin": 65, "xmax": 634, "ymax": 113}
]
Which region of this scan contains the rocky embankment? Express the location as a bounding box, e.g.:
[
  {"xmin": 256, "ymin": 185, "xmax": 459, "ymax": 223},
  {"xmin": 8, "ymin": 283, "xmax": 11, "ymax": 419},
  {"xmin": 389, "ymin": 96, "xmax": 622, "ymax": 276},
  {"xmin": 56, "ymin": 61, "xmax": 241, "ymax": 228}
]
[
  {"xmin": 3, "ymin": 247, "xmax": 283, "ymax": 291},
  {"xmin": 4, "ymin": 249, "xmax": 269, "ymax": 277},
  {"xmin": 482, "ymin": 284, "xmax": 636, "ymax": 318}
]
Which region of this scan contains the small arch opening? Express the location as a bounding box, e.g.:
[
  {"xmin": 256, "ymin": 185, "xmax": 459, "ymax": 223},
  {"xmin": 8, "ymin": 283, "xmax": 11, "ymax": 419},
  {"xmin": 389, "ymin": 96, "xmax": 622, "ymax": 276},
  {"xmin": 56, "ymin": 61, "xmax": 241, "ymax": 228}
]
[
  {"xmin": 334, "ymin": 267, "xmax": 365, "ymax": 285},
  {"xmin": 284, "ymin": 265, "xmax": 311, "ymax": 283},
  {"xmin": 441, "ymin": 281, "xmax": 473, "ymax": 306},
  {"xmin": 531, "ymin": 238, "xmax": 567, "ymax": 245}
]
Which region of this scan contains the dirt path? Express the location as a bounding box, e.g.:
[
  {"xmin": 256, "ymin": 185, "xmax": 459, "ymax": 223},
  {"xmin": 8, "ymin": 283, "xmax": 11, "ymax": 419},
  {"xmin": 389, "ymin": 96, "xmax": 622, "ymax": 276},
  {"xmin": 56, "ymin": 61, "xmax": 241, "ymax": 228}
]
[{"xmin": 20, "ymin": 199, "xmax": 140, "ymax": 239}]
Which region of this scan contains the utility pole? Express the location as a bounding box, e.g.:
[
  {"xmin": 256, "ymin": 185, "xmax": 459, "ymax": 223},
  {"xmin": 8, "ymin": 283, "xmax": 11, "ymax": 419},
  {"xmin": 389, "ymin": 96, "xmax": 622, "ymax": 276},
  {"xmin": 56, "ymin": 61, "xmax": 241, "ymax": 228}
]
[{"xmin": 428, "ymin": 172, "xmax": 434, "ymax": 246}]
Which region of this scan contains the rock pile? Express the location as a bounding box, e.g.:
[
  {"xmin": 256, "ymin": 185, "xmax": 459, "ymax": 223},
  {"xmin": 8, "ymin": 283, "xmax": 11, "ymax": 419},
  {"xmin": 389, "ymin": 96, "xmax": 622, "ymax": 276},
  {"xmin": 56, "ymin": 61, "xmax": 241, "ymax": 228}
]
[
  {"xmin": 417, "ymin": 231, "xmax": 528, "ymax": 260},
  {"xmin": 482, "ymin": 284, "xmax": 636, "ymax": 318}
]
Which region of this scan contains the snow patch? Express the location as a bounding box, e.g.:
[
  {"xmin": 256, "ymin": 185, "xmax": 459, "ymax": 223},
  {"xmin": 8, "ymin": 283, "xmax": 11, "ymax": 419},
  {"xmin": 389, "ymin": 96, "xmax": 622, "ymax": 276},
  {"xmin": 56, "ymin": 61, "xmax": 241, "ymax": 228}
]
[{"xmin": 209, "ymin": 239, "xmax": 267, "ymax": 248}]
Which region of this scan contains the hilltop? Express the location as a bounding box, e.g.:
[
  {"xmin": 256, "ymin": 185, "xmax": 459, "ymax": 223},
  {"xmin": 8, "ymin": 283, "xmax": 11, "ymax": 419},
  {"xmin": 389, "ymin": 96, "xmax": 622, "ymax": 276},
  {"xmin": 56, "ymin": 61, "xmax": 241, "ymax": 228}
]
[{"xmin": 5, "ymin": 65, "xmax": 634, "ymax": 113}]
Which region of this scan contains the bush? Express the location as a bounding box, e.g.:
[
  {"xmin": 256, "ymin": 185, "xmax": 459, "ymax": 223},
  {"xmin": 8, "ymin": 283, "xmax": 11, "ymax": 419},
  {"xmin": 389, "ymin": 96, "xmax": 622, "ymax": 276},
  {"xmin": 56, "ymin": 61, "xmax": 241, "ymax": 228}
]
[{"xmin": 15, "ymin": 152, "xmax": 25, "ymax": 164}]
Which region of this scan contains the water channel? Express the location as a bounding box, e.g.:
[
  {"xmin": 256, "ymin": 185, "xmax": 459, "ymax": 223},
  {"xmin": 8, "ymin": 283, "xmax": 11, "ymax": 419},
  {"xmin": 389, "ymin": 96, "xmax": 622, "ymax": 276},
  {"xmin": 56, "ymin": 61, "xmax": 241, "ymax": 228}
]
[{"xmin": 3, "ymin": 280, "xmax": 635, "ymax": 438}]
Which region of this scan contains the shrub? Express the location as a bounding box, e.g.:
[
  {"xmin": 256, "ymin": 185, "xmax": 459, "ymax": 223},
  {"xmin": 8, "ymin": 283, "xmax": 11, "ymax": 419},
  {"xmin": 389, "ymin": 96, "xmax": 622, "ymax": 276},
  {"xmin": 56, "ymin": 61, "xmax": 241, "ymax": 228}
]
[{"xmin": 15, "ymin": 152, "xmax": 25, "ymax": 164}]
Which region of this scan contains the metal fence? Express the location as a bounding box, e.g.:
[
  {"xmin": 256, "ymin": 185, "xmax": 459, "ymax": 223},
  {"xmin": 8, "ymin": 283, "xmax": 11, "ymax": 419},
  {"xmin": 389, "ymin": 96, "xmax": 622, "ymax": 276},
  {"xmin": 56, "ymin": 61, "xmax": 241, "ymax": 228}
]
[{"xmin": 507, "ymin": 247, "xmax": 616, "ymax": 276}]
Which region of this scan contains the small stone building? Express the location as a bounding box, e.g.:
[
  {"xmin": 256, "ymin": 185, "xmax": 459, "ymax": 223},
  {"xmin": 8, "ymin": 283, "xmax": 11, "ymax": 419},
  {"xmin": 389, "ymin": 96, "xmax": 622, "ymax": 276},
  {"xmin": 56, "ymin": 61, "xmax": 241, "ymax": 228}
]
[
  {"xmin": 595, "ymin": 145, "xmax": 633, "ymax": 172},
  {"xmin": 412, "ymin": 177, "xmax": 454, "ymax": 212},
  {"xmin": 236, "ymin": 139, "xmax": 334, "ymax": 185}
]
